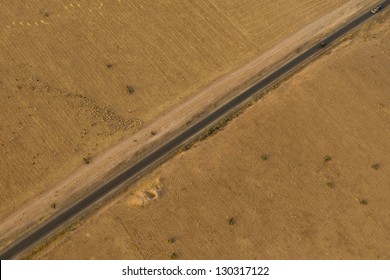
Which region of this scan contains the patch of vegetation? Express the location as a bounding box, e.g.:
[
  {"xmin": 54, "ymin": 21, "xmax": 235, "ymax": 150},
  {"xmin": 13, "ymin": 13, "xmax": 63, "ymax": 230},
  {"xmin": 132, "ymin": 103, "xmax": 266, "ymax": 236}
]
[
  {"xmin": 178, "ymin": 104, "xmax": 252, "ymax": 154},
  {"xmin": 371, "ymin": 163, "xmax": 380, "ymax": 170},
  {"xmin": 170, "ymin": 252, "xmax": 178, "ymax": 259},
  {"xmin": 324, "ymin": 155, "xmax": 332, "ymax": 162},
  {"xmin": 260, "ymin": 154, "xmax": 269, "ymax": 161},
  {"xmin": 167, "ymin": 237, "xmax": 176, "ymax": 244},
  {"xmin": 83, "ymin": 156, "xmax": 92, "ymax": 164},
  {"xmin": 43, "ymin": 12, "xmax": 50, "ymax": 17},
  {"xmin": 50, "ymin": 202, "xmax": 56, "ymax": 209},
  {"xmin": 181, "ymin": 144, "xmax": 191, "ymax": 151},
  {"xmin": 326, "ymin": 182, "xmax": 335, "ymax": 188},
  {"xmin": 106, "ymin": 63, "xmax": 113, "ymax": 69},
  {"xmin": 151, "ymin": 131, "xmax": 157, "ymax": 136},
  {"xmin": 359, "ymin": 198, "xmax": 368, "ymax": 205},
  {"xmin": 199, "ymin": 121, "xmax": 227, "ymax": 141},
  {"xmin": 199, "ymin": 111, "xmax": 240, "ymax": 142},
  {"xmin": 126, "ymin": 85, "xmax": 135, "ymax": 94},
  {"xmin": 227, "ymin": 217, "xmax": 236, "ymax": 226}
]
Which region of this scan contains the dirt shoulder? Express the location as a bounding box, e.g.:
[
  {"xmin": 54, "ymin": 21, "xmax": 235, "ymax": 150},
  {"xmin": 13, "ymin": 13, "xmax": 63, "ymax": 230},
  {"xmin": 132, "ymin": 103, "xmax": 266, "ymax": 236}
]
[{"xmin": 0, "ymin": 0, "xmax": 378, "ymax": 250}]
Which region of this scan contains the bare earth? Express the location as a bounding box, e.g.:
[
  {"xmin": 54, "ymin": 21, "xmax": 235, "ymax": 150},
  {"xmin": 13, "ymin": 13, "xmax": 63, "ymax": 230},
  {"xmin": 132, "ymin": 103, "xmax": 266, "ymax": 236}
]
[
  {"xmin": 0, "ymin": 0, "xmax": 376, "ymax": 249},
  {"xmin": 30, "ymin": 5, "xmax": 390, "ymax": 259}
]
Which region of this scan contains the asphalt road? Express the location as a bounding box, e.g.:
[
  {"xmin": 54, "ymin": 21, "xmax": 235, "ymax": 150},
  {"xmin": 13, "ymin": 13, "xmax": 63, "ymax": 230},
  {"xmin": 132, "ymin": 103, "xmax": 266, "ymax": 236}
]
[{"xmin": 1, "ymin": 1, "xmax": 388, "ymax": 259}]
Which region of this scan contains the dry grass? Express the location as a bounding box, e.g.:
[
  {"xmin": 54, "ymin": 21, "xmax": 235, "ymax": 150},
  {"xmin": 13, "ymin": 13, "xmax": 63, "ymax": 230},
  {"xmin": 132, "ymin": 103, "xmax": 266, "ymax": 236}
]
[
  {"xmin": 211, "ymin": 0, "xmax": 344, "ymax": 48},
  {"xmin": 0, "ymin": 1, "xmax": 349, "ymax": 222},
  {"xmin": 31, "ymin": 10, "xmax": 390, "ymax": 260}
]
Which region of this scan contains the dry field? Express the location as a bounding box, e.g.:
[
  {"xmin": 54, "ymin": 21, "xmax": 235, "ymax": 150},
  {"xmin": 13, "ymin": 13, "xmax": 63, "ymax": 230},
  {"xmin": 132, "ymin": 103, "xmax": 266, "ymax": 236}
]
[
  {"xmin": 211, "ymin": 0, "xmax": 344, "ymax": 48},
  {"xmin": 0, "ymin": 1, "xmax": 348, "ymax": 227},
  {"xmin": 31, "ymin": 10, "xmax": 390, "ymax": 259}
]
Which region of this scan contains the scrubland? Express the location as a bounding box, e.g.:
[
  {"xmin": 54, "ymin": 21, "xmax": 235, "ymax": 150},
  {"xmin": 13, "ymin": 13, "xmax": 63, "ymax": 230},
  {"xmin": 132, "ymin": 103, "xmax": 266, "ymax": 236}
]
[
  {"xmin": 0, "ymin": 0, "xmax": 346, "ymax": 224},
  {"xmin": 30, "ymin": 6, "xmax": 390, "ymax": 260}
]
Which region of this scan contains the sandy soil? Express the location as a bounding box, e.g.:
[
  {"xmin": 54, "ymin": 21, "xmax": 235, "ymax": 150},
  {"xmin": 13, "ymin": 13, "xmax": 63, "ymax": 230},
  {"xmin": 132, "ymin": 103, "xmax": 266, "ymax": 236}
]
[
  {"xmin": 29, "ymin": 4, "xmax": 390, "ymax": 259},
  {"xmin": 0, "ymin": 0, "xmax": 378, "ymax": 250}
]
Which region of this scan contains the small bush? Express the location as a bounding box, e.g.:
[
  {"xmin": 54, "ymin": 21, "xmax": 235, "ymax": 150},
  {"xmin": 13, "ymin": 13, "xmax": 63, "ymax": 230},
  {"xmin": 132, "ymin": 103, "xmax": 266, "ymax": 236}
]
[
  {"xmin": 260, "ymin": 154, "xmax": 268, "ymax": 161},
  {"xmin": 170, "ymin": 252, "xmax": 178, "ymax": 259},
  {"xmin": 326, "ymin": 182, "xmax": 335, "ymax": 188},
  {"xmin": 359, "ymin": 198, "xmax": 368, "ymax": 205},
  {"xmin": 167, "ymin": 237, "xmax": 175, "ymax": 244},
  {"xmin": 227, "ymin": 217, "xmax": 236, "ymax": 226},
  {"xmin": 106, "ymin": 63, "xmax": 113, "ymax": 69},
  {"xmin": 83, "ymin": 157, "xmax": 91, "ymax": 164},
  {"xmin": 324, "ymin": 155, "xmax": 332, "ymax": 162},
  {"xmin": 50, "ymin": 202, "xmax": 56, "ymax": 209},
  {"xmin": 371, "ymin": 163, "xmax": 380, "ymax": 170},
  {"xmin": 182, "ymin": 144, "xmax": 191, "ymax": 151},
  {"xmin": 126, "ymin": 85, "xmax": 135, "ymax": 94},
  {"xmin": 151, "ymin": 131, "xmax": 157, "ymax": 136}
]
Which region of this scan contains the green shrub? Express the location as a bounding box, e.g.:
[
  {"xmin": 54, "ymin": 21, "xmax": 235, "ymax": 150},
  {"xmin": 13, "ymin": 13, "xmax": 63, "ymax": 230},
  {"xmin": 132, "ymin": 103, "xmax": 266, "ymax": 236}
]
[
  {"xmin": 359, "ymin": 198, "xmax": 368, "ymax": 205},
  {"xmin": 324, "ymin": 155, "xmax": 332, "ymax": 162},
  {"xmin": 127, "ymin": 85, "xmax": 135, "ymax": 94},
  {"xmin": 326, "ymin": 182, "xmax": 335, "ymax": 188},
  {"xmin": 260, "ymin": 154, "xmax": 268, "ymax": 161},
  {"xmin": 227, "ymin": 217, "xmax": 236, "ymax": 226},
  {"xmin": 170, "ymin": 252, "xmax": 178, "ymax": 259},
  {"xmin": 83, "ymin": 157, "xmax": 91, "ymax": 164},
  {"xmin": 371, "ymin": 163, "xmax": 380, "ymax": 170}
]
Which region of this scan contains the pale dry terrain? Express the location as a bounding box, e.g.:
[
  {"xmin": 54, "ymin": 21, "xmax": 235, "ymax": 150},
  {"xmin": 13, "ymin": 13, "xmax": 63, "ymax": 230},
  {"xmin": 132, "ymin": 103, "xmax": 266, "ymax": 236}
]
[
  {"xmin": 212, "ymin": 0, "xmax": 344, "ymax": 47},
  {"xmin": 0, "ymin": 0, "xmax": 351, "ymax": 235},
  {"xmin": 0, "ymin": 0, "xmax": 247, "ymax": 220},
  {"xmin": 31, "ymin": 10, "xmax": 390, "ymax": 260}
]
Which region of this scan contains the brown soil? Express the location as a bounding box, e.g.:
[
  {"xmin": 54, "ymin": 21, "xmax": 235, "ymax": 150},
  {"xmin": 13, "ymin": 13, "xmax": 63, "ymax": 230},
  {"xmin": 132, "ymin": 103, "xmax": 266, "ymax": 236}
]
[{"xmin": 30, "ymin": 5, "xmax": 390, "ymax": 260}]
